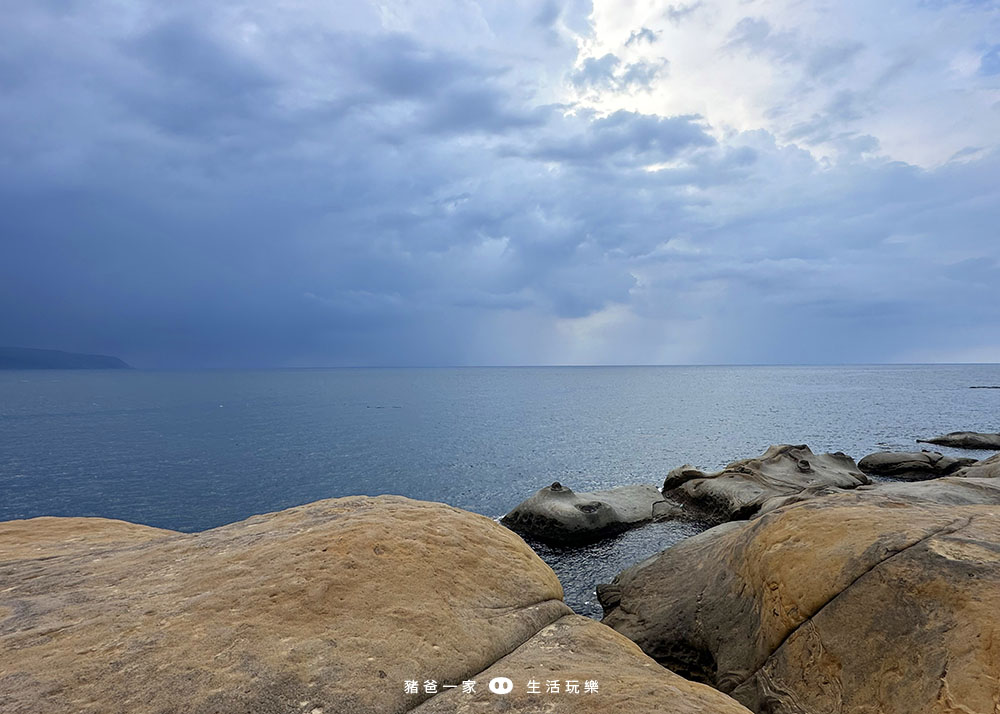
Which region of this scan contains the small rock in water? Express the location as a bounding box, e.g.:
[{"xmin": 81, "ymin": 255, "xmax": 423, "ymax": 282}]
[
  {"xmin": 502, "ymin": 482, "xmax": 668, "ymax": 545},
  {"xmin": 858, "ymin": 450, "xmax": 975, "ymax": 481},
  {"xmin": 917, "ymin": 431, "xmax": 1000, "ymax": 450}
]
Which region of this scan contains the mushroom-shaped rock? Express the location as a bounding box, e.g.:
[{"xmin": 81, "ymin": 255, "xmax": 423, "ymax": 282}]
[
  {"xmin": 501, "ymin": 482, "xmax": 668, "ymax": 545},
  {"xmin": 663, "ymin": 444, "xmax": 868, "ymax": 522},
  {"xmin": 917, "ymin": 431, "xmax": 1000, "ymax": 449},
  {"xmin": 858, "ymin": 450, "xmax": 976, "ymax": 481},
  {"xmin": 599, "ymin": 482, "xmax": 1000, "ymax": 714}
]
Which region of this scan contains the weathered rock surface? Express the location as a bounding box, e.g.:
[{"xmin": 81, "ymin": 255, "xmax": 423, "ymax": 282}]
[
  {"xmin": 663, "ymin": 444, "xmax": 868, "ymax": 521},
  {"xmin": 599, "ymin": 486, "xmax": 1000, "ymax": 714},
  {"xmin": 858, "ymin": 450, "xmax": 976, "ymax": 481},
  {"xmin": 0, "ymin": 516, "xmax": 173, "ymax": 560},
  {"xmin": 955, "ymin": 453, "xmax": 1000, "ymax": 479},
  {"xmin": 501, "ymin": 482, "xmax": 668, "ymax": 544},
  {"xmin": 414, "ymin": 614, "xmax": 751, "ymax": 714},
  {"xmin": 0, "ymin": 496, "xmax": 748, "ymax": 714},
  {"xmin": 756, "ymin": 473, "xmax": 1000, "ymax": 515},
  {"xmin": 917, "ymin": 430, "xmax": 1000, "ymax": 449}
]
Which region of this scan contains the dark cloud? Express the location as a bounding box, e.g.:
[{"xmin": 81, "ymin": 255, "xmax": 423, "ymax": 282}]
[
  {"xmin": 980, "ymin": 44, "xmax": 1000, "ymax": 75},
  {"xmin": 625, "ymin": 27, "xmax": 659, "ymax": 46},
  {"xmin": 569, "ymin": 53, "xmax": 621, "ymax": 90},
  {"xmin": 0, "ymin": 0, "xmax": 998, "ymax": 366},
  {"xmin": 570, "ymin": 54, "xmax": 668, "ymax": 92},
  {"xmin": 666, "ymin": 3, "xmax": 703, "ymax": 25},
  {"xmin": 621, "ymin": 59, "xmax": 669, "ymax": 88},
  {"xmin": 804, "ymin": 42, "xmax": 865, "ymax": 78},
  {"xmin": 724, "ymin": 17, "xmax": 799, "ymax": 61},
  {"xmin": 527, "ymin": 110, "xmax": 714, "ymax": 166}
]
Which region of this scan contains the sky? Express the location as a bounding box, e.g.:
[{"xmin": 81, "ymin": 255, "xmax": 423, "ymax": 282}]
[{"xmin": 1, "ymin": 0, "xmax": 998, "ymax": 367}]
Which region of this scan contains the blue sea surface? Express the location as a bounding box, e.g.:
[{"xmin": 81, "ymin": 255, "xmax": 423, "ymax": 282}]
[{"xmin": 2, "ymin": 365, "xmax": 998, "ymax": 616}]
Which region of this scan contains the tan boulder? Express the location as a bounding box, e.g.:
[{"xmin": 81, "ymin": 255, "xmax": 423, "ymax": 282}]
[
  {"xmin": 0, "ymin": 516, "xmax": 173, "ymax": 560},
  {"xmin": 599, "ymin": 487, "xmax": 1000, "ymax": 714},
  {"xmin": 0, "ymin": 495, "xmax": 749, "ymax": 714},
  {"xmin": 414, "ymin": 614, "xmax": 751, "ymax": 713}
]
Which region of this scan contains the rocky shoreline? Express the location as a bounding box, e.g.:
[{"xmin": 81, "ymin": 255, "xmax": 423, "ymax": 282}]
[{"xmin": 2, "ymin": 442, "xmax": 999, "ymax": 713}]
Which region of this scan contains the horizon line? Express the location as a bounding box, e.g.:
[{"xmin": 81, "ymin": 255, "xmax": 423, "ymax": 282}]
[{"xmin": 114, "ymin": 361, "xmax": 1000, "ymax": 371}]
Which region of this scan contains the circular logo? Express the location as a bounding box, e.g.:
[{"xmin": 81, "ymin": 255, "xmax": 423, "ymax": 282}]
[{"xmin": 488, "ymin": 677, "xmax": 513, "ymax": 695}]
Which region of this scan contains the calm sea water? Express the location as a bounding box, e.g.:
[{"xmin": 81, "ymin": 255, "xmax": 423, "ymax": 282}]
[{"xmin": 2, "ymin": 365, "xmax": 998, "ymax": 616}]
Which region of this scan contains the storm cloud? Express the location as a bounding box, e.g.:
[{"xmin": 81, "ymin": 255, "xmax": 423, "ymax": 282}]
[{"xmin": 0, "ymin": 0, "xmax": 998, "ymax": 366}]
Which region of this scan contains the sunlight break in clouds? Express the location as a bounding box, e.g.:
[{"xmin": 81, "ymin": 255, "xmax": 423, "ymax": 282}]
[{"xmin": 573, "ymin": 0, "xmax": 1000, "ymax": 166}]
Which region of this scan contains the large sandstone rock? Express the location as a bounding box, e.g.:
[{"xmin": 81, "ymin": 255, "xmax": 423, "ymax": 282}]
[
  {"xmin": 599, "ymin": 486, "xmax": 1000, "ymax": 714},
  {"xmin": 954, "ymin": 452, "xmax": 1000, "ymax": 479},
  {"xmin": 0, "ymin": 516, "xmax": 173, "ymax": 560},
  {"xmin": 414, "ymin": 615, "xmax": 751, "ymax": 714},
  {"xmin": 663, "ymin": 444, "xmax": 868, "ymax": 521},
  {"xmin": 858, "ymin": 450, "xmax": 975, "ymax": 481},
  {"xmin": 917, "ymin": 431, "xmax": 1000, "ymax": 449},
  {"xmin": 0, "ymin": 496, "xmax": 748, "ymax": 714},
  {"xmin": 754, "ymin": 474, "xmax": 1000, "ymax": 516},
  {"xmin": 501, "ymin": 482, "xmax": 669, "ymax": 545}
]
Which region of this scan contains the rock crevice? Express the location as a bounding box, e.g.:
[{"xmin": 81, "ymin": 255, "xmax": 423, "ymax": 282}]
[{"xmin": 600, "ymin": 482, "xmax": 1000, "ymax": 714}]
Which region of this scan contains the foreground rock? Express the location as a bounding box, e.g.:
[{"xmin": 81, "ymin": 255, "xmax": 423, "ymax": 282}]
[
  {"xmin": 663, "ymin": 444, "xmax": 868, "ymax": 521},
  {"xmin": 0, "ymin": 516, "xmax": 173, "ymax": 560},
  {"xmin": 0, "ymin": 496, "xmax": 748, "ymax": 714},
  {"xmin": 858, "ymin": 450, "xmax": 975, "ymax": 481},
  {"xmin": 414, "ymin": 614, "xmax": 749, "ymax": 714},
  {"xmin": 599, "ymin": 484, "xmax": 1000, "ymax": 714},
  {"xmin": 501, "ymin": 482, "xmax": 670, "ymax": 545},
  {"xmin": 917, "ymin": 430, "xmax": 1000, "ymax": 449}
]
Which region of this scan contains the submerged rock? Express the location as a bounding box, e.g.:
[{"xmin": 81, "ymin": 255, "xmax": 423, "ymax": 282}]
[
  {"xmin": 917, "ymin": 430, "xmax": 1000, "ymax": 449},
  {"xmin": 599, "ymin": 482, "xmax": 1000, "ymax": 714},
  {"xmin": 501, "ymin": 482, "xmax": 669, "ymax": 545},
  {"xmin": 0, "ymin": 496, "xmax": 747, "ymax": 714},
  {"xmin": 858, "ymin": 450, "xmax": 975, "ymax": 481},
  {"xmin": 662, "ymin": 444, "xmax": 868, "ymax": 521}
]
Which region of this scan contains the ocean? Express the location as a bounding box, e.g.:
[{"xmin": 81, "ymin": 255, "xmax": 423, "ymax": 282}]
[{"xmin": 2, "ymin": 365, "xmax": 998, "ymax": 616}]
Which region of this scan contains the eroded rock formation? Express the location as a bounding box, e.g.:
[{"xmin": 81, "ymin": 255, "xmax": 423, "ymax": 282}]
[
  {"xmin": 0, "ymin": 496, "xmax": 748, "ymax": 714},
  {"xmin": 858, "ymin": 450, "xmax": 975, "ymax": 481},
  {"xmin": 599, "ymin": 484, "xmax": 1000, "ymax": 714},
  {"xmin": 662, "ymin": 444, "xmax": 868, "ymax": 521},
  {"xmin": 501, "ymin": 482, "xmax": 669, "ymax": 545}
]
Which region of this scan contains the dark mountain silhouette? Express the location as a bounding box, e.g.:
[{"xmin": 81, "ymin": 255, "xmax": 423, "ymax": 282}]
[{"xmin": 0, "ymin": 346, "xmax": 131, "ymax": 370}]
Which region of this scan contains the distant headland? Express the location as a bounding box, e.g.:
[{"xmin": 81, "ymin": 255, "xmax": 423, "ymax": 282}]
[{"xmin": 0, "ymin": 346, "xmax": 131, "ymax": 370}]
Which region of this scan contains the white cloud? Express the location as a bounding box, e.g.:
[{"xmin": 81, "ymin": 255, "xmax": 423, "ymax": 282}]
[{"xmin": 569, "ymin": 0, "xmax": 1000, "ymax": 166}]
